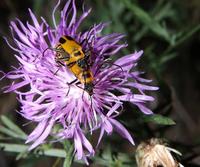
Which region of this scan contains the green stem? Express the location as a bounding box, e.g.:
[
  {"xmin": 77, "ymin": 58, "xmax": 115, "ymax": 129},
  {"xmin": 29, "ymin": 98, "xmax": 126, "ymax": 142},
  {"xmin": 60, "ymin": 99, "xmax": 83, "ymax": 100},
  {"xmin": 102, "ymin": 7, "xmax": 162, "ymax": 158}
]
[
  {"xmin": 63, "ymin": 143, "xmax": 74, "ymax": 167},
  {"xmin": 52, "ymin": 158, "xmax": 61, "ymax": 167},
  {"xmin": 163, "ymin": 24, "xmax": 200, "ymax": 55}
]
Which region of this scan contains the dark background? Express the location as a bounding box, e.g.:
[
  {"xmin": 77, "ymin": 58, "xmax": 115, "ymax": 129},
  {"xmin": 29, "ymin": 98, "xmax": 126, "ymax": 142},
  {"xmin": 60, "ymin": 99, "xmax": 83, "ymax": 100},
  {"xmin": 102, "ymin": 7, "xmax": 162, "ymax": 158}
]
[{"xmin": 0, "ymin": 0, "xmax": 200, "ymax": 166}]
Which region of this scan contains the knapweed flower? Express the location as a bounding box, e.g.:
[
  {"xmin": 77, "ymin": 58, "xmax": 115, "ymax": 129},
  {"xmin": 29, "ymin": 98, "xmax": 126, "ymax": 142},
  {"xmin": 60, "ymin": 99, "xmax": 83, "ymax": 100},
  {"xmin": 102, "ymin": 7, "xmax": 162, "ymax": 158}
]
[
  {"xmin": 3, "ymin": 0, "xmax": 158, "ymax": 163},
  {"xmin": 135, "ymin": 138, "xmax": 184, "ymax": 167}
]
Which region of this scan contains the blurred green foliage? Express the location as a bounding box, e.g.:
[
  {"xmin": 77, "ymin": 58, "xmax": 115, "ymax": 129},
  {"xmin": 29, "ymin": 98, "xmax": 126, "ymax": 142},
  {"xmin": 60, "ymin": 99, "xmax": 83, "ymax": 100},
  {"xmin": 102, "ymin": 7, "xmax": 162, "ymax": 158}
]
[{"xmin": 0, "ymin": 0, "xmax": 200, "ymax": 166}]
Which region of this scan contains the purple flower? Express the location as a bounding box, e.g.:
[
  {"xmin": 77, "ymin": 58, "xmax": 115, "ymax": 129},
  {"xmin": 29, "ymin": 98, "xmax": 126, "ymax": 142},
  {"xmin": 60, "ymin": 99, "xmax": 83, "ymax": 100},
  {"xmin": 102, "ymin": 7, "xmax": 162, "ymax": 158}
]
[{"xmin": 2, "ymin": 0, "xmax": 158, "ymax": 164}]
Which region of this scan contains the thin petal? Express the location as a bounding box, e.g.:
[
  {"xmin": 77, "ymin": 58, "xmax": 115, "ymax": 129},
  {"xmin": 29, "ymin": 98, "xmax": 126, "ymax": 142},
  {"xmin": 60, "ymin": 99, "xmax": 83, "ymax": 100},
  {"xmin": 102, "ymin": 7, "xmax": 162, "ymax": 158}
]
[
  {"xmin": 97, "ymin": 127, "xmax": 105, "ymax": 147},
  {"xmin": 135, "ymin": 103, "xmax": 153, "ymax": 114},
  {"xmin": 74, "ymin": 130, "xmax": 83, "ymax": 159},
  {"xmin": 103, "ymin": 119, "xmax": 113, "ymax": 134},
  {"xmin": 79, "ymin": 130, "xmax": 94, "ymax": 155},
  {"xmin": 26, "ymin": 120, "xmax": 47, "ymax": 143},
  {"xmin": 115, "ymin": 50, "xmax": 143, "ymax": 66},
  {"xmin": 109, "ymin": 118, "xmax": 134, "ymax": 145},
  {"xmin": 29, "ymin": 119, "xmax": 54, "ymax": 150}
]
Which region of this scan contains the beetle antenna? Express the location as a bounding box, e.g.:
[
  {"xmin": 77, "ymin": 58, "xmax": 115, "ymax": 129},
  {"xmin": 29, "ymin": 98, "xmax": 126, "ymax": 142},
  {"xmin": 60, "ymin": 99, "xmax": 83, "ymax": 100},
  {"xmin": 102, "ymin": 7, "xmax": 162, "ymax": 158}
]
[{"xmin": 33, "ymin": 47, "xmax": 55, "ymax": 62}]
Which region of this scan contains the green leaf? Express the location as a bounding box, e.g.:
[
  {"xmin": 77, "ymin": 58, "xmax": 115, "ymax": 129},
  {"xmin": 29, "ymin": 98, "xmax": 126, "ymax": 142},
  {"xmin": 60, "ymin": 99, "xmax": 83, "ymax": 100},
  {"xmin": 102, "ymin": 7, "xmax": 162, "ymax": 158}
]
[
  {"xmin": 0, "ymin": 143, "xmax": 28, "ymax": 153},
  {"xmin": 16, "ymin": 150, "xmax": 29, "ymax": 160},
  {"xmin": 175, "ymin": 24, "xmax": 200, "ymax": 47},
  {"xmin": 154, "ymin": 3, "xmax": 175, "ymax": 21},
  {"xmin": 163, "ymin": 24, "xmax": 200, "ymax": 54},
  {"xmin": 33, "ymin": 0, "xmax": 44, "ymax": 15},
  {"xmin": 122, "ymin": 0, "xmax": 170, "ymax": 41},
  {"xmin": 0, "ymin": 126, "xmax": 26, "ymax": 140},
  {"xmin": 0, "ymin": 143, "xmax": 66, "ymax": 158},
  {"xmin": 159, "ymin": 53, "xmax": 177, "ymax": 64},
  {"xmin": 0, "ymin": 143, "xmax": 82, "ymax": 165},
  {"xmin": 142, "ymin": 114, "xmax": 176, "ymax": 125},
  {"xmin": 0, "ymin": 115, "xmax": 27, "ymax": 138}
]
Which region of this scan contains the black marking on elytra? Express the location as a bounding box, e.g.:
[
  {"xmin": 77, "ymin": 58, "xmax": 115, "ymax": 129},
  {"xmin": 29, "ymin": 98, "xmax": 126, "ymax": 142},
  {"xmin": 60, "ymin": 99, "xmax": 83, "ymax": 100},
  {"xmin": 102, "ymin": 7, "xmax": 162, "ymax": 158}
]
[
  {"xmin": 74, "ymin": 51, "xmax": 81, "ymax": 56},
  {"xmin": 67, "ymin": 61, "xmax": 76, "ymax": 68},
  {"xmin": 59, "ymin": 37, "xmax": 66, "ymax": 44},
  {"xmin": 83, "ymin": 72, "xmax": 91, "ymax": 78},
  {"xmin": 65, "ymin": 35, "xmax": 74, "ymax": 41}
]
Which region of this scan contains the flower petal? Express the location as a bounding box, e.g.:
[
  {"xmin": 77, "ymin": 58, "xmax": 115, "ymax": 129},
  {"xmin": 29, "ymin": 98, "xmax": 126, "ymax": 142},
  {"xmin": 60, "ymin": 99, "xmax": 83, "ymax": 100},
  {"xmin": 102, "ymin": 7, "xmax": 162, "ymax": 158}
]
[
  {"xmin": 109, "ymin": 118, "xmax": 134, "ymax": 145},
  {"xmin": 29, "ymin": 119, "xmax": 54, "ymax": 150}
]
